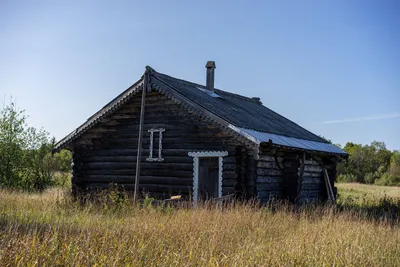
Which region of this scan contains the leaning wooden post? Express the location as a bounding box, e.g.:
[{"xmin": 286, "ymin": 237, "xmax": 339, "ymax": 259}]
[
  {"xmin": 323, "ymin": 168, "xmax": 336, "ymax": 203},
  {"xmin": 295, "ymin": 152, "xmax": 306, "ymax": 203},
  {"xmin": 134, "ymin": 69, "xmax": 149, "ymax": 202}
]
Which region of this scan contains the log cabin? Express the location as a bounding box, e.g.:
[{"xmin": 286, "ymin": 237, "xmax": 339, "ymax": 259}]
[{"xmin": 54, "ymin": 62, "xmax": 347, "ymax": 204}]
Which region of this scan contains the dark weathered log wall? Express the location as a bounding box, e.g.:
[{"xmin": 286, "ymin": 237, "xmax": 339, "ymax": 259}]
[
  {"xmin": 255, "ymin": 154, "xmax": 284, "ymax": 202},
  {"xmin": 256, "ymin": 147, "xmax": 337, "ymax": 203},
  {"xmin": 71, "ymin": 91, "xmax": 254, "ymax": 199}
]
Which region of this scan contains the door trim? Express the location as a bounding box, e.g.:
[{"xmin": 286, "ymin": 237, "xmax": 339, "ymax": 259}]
[{"xmin": 188, "ymin": 151, "xmax": 228, "ymax": 204}]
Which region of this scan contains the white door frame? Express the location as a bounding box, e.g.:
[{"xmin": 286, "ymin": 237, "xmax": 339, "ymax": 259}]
[{"xmin": 188, "ymin": 151, "xmax": 228, "ymax": 204}]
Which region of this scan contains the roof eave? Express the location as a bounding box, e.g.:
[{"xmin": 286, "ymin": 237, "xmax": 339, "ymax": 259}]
[{"xmin": 261, "ymin": 141, "xmax": 349, "ymax": 158}]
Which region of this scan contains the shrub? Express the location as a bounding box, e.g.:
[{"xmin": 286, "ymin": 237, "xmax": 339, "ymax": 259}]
[{"xmin": 0, "ymin": 98, "xmax": 69, "ymax": 191}]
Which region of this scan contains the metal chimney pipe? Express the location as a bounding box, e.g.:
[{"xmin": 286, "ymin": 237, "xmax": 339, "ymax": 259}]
[{"xmin": 206, "ymin": 61, "xmax": 216, "ymax": 92}]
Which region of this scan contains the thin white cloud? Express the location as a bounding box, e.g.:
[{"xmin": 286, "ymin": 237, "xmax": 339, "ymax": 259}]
[{"xmin": 322, "ymin": 113, "xmax": 400, "ymax": 124}]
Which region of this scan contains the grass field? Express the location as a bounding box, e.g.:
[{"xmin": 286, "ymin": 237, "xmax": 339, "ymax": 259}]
[
  {"xmin": 337, "ymin": 182, "xmax": 400, "ymax": 199},
  {"xmin": 0, "ymin": 184, "xmax": 399, "ymax": 266}
]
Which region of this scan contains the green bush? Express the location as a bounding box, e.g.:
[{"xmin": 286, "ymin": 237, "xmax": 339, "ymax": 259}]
[
  {"xmin": 53, "ymin": 149, "xmax": 72, "ymax": 172},
  {"xmin": 338, "ymin": 141, "xmax": 399, "ymax": 185},
  {"xmin": 0, "ymin": 98, "xmax": 71, "ymax": 191}
]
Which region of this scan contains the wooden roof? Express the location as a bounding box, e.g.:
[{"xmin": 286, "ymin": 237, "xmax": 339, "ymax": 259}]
[{"xmin": 54, "ymin": 66, "xmax": 346, "ymax": 156}]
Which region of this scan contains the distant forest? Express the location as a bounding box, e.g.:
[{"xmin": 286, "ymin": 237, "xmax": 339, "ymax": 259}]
[{"xmin": 329, "ymin": 140, "xmax": 399, "ymax": 186}]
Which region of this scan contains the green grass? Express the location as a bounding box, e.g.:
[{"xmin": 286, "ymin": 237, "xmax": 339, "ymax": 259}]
[
  {"xmin": 0, "ymin": 186, "xmax": 399, "ymax": 266},
  {"xmin": 337, "ymin": 182, "xmax": 400, "ymax": 199}
]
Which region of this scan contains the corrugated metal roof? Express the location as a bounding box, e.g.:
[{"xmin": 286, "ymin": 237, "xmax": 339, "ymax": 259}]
[{"xmin": 229, "ymin": 126, "xmax": 347, "ymax": 155}]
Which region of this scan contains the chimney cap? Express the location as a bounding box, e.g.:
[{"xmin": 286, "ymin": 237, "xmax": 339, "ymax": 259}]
[{"xmin": 206, "ymin": 61, "xmax": 216, "ymax": 69}]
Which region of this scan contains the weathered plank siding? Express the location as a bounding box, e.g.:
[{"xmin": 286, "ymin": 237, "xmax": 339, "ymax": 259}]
[
  {"xmin": 71, "ymin": 91, "xmax": 252, "ymax": 199},
  {"xmin": 297, "ymin": 159, "xmax": 325, "ymax": 203},
  {"xmin": 255, "ymin": 154, "xmax": 284, "ymax": 202},
  {"xmin": 256, "ymin": 147, "xmax": 338, "ymax": 203}
]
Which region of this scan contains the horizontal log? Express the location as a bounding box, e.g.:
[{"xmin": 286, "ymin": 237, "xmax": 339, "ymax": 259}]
[
  {"xmin": 256, "ymin": 183, "xmax": 281, "ymax": 191},
  {"xmin": 222, "ymin": 179, "xmax": 237, "ymax": 187},
  {"xmin": 81, "ymin": 162, "xmax": 194, "ymax": 171},
  {"xmin": 81, "ymin": 175, "xmax": 194, "ymax": 186},
  {"xmin": 96, "ymin": 143, "xmax": 234, "ymax": 151},
  {"xmin": 97, "ymin": 140, "xmax": 237, "ymax": 150},
  {"xmin": 304, "ymin": 160, "xmax": 319, "ymax": 166},
  {"xmin": 87, "ymin": 127, "xmax": 118, "ymax": 133},
  {"xmin": 81, "ymin": 183, "xmax": 191, "ymax": 193},
  {"xmin": 257, "ymin": 161, "xmax": 279, "ymax": 169},
  {"xmin": 257, "ymin": 155, "xmax": 283, "ymax": 162},
  {"xmin": 86, "ymin": 149, "xmax": 184, "ymax": 157},
  {"xmin": 304, "ymin": 165, "xmax": 323, "ymax": 172},
  {"xmin": 84, "ymin": 149, "xmax": 235, "ymax": 157},
  {"xmin": 300, "ymin": 183, "xmax": 322, "ymax": 190},
  {"xmin": 79, "ymin": 169, "xmax": 236, "ymax": 180},
  {"xmin": 115, "ymin": 103, "xmax": 176, "ymax": 114},
  {"xmin": 222, "ymin": 172, "xmax": 237, "ymax": 180},
  {"xmin": 302, "ymin": 171, "xmax": 322, "ymax": 178},
  {"xmin": 81, "ymin": 169, "xmax": 193, "ymax": 178},
  {"xmin": 111, "ymin": 114, "xmax": 135, "ymax": 119},
  {"xmin": 256, "ymin": 176, "xmax": 282, "ymax": 184},
  {"xmin": 256, "ymin": 169, "xmax": 282, "ymax": 176},
  {"xmin": 104, "ymin": 124, "xmax": 197, "ymax": 132},
  {"xmin": 109, "ymin": 114, "xmax": 195, "ymax": 123},
  {"xmin": 104, "ymin": 119, "xmax": 231, "ymax": 130},
  {"xmin": 103, "ymin": 136, "xmax": 235, "ymax": 145},
  {"xmin": 80, "ymin": 133, "xmax": 104, "ymax": 139},
  {"xmin": 83, "ymin": 156, "xmax": 192, "ymax": 163},
  {"xmin": 105, "ymin": 126, "xmax": 222, "ymax": 136},
  {"xmin": 257, "ymin": 155, "xmax": 274, "ymax": 162},
  {"xmin": 302, "ymin": 177, "xmax": 323, "ymax": 184},
  {"xmin": 283, "ymin": 162, "xmax": 300, "ymax": 170},
  {"xmin": 81, "ymin": 155, "xmax": 236, "ymax": 165}
]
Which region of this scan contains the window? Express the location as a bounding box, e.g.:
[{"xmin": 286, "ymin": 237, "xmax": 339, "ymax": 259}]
[{"xmin": 146, "ymin": 128, "xmax": 165, "ymax": 162}]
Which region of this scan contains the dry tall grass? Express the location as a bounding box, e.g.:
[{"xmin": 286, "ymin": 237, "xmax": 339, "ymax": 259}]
[{"xmin": 0, "ymin": 188, "xmax": 399, "ymax": 266}]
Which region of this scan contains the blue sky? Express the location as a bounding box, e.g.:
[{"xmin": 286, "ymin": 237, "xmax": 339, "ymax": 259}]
[{"xmin": 1, "ymin": 1, "xmax": 399, "ymax": 150}]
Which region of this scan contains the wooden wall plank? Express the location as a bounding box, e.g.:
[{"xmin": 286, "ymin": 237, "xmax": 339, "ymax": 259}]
[{"xmin": 72, "ymin": 91, "xmax": 253, "ymax": 199}]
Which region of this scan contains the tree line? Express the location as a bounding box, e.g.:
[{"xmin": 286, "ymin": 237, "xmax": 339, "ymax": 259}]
[{"xmin": 337, "ymin": 141, "xmax": 400, "ymax": 186}]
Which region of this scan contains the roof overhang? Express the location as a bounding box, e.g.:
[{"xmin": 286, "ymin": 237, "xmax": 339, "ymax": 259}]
[{"xmin": 229, "ymin": 125, "xmax": 347, "ymax": 157}]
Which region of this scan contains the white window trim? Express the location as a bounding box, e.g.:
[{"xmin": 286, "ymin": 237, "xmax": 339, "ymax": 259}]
[
  {"xmin": 146, "ymin": 128, "xmax": 165, "ymax": 162},
  {"xmin": 188, "ymin": 151, "xmax": 228, "ymax": 204}
]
